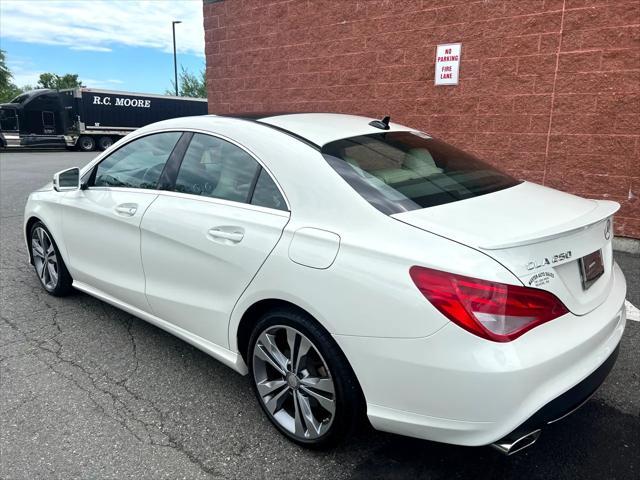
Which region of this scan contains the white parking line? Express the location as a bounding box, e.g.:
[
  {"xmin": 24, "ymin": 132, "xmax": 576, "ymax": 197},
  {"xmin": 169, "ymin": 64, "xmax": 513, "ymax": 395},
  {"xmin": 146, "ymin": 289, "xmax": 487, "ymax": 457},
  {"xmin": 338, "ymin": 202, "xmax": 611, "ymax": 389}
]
[{"xmin": 626, "ymin": 300, "xmax": 640, "ymax": 322}]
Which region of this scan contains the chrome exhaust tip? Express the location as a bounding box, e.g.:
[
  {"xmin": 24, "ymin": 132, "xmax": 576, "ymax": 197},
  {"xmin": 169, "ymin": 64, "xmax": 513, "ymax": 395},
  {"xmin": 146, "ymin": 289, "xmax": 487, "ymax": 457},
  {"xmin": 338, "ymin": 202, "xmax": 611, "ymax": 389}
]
[{"xmin": 491, "ymin": 429, "xmax": 541, "ymax": 456}]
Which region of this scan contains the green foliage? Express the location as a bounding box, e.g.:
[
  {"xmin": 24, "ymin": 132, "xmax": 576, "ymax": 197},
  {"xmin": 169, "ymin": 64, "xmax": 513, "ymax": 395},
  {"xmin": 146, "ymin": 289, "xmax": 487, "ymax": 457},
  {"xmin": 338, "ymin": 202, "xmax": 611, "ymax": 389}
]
[
  {"xmin": 0, "ymin": 50, "xmax": 11, "ymax": 90},
  {"xmin": 166, "ymin": 66, "xmax": 207, "ymax": 98},
  {"xmin": 0, "ymin": 51, "xmax": 85, "ymax": 102},
  {"xmin": 37, "ymin": 73, "xmax": 83, "ymax": 90},
  {"xmin": 0, "ymin": 50, "xmax": 23, "ymax": 103}
]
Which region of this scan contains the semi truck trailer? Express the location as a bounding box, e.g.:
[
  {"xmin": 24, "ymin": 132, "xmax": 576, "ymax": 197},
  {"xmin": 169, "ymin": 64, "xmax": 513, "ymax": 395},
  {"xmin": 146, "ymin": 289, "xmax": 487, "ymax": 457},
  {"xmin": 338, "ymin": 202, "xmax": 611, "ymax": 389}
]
[{"xmin": 0, "ymin": 88, "xmax": 207, "ymax": 151}]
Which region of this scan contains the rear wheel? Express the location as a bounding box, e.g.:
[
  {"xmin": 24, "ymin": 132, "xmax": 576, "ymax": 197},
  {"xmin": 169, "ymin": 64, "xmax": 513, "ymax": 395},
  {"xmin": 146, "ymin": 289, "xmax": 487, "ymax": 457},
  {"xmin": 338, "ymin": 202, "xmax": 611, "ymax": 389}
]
[
  {"xmin": 30, "ymin": 222, "xmax": 73, "ymax": 296},
  {"xmin": 248, "ymin": 307, "xmax": 364, "ymax": 448},
  {"xmin": 98, "ymin": 136, "xmax": 113, "ymax": 151},
  {"xmin": 77, "ymin": 135, "xmax": 95, "ymax": 152}
]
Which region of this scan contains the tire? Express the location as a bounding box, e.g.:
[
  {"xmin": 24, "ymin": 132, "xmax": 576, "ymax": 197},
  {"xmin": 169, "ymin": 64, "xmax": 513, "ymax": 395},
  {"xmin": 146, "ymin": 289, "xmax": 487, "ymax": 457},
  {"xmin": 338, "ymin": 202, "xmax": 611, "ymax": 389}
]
[
  {"xmin": 98, "ymin": 136, "xmax": 113, "ymax": 151},
  {"xmin": 30, "ymin": 221, "xmax": 73, "ymax": 296},
  {"xmin": 77, "ymin": 135, "xmax": 95, "ymax": 152},
  {"xmin": 248, "ymin": 306, "xmax": 364, "ymax": 448}
]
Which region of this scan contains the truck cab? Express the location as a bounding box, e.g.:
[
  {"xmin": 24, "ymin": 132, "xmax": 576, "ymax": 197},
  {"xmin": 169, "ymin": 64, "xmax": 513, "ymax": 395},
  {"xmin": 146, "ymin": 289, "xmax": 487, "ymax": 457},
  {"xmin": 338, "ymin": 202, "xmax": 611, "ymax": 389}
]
[
  {"xmin": 1, "ymin": 87, "xmax": 208, "ymax": 151},
  {"xmin": 0, "ymin": 89, "xmax": 69, "ymax": 149}
]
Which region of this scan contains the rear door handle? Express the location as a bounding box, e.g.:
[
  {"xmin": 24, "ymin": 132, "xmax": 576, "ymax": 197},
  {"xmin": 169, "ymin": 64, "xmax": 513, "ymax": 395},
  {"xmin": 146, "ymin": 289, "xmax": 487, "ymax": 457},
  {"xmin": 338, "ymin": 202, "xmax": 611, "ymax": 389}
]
[
  {"xmin": 115, "ymin": 203, "xmax": 138, "ymax": 216},
  {"xmin": 207, "ymin": 227, "xmax": 244, "ymax": 243}
]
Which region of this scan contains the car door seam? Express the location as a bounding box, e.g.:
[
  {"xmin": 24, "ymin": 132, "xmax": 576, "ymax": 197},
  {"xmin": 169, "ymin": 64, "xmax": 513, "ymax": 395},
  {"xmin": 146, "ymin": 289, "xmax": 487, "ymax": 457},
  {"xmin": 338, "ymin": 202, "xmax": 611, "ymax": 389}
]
[
  {"xmin": 139, "ymin": 194, "xmax": 161, "ymax": 315},
  {"xmin": 226, "ymin": 214, "xmax": 293, "ymax": 349}
]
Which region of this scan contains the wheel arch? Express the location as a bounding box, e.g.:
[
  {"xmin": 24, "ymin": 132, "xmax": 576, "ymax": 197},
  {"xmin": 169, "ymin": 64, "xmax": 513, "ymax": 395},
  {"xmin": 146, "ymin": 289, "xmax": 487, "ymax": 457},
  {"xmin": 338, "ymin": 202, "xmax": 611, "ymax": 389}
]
[
  {"xmin": 236, "ymin": 298, "xmax": 315, "ymax": 363},
  {"xmin": 25, "ymin": 215, "xmax": 71, "ymax": 270},
  {"xmin": 236, "ymin": 296, "xmax": 369, "ymax": 425},
  {"xmin": 235, "ymin": 298, "xmax": 358, "ymax": 377},
  {"xmin": 25, "ymin": 215, "xmax": 42, "ymax": 265}
]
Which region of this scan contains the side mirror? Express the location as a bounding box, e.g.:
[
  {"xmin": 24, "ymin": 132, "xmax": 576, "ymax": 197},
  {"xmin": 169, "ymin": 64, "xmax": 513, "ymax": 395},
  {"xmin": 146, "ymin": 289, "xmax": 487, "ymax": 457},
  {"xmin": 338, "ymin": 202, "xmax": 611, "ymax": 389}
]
[{"xmin": 53, "ymin": 167, "xmax": 80, "ymax": 192}]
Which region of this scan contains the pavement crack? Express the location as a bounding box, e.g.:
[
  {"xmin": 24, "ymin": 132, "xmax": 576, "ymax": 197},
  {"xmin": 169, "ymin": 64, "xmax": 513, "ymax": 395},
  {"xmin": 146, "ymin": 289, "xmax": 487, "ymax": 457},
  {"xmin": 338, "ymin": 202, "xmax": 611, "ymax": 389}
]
[{"xmin": 125, "ymin": 317, "xmax": 140, "ymax": 380}]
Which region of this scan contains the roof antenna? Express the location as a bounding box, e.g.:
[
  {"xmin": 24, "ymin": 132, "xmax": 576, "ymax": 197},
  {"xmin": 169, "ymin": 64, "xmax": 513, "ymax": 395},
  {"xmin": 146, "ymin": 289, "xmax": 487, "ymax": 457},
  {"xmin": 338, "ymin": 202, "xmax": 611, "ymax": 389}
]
[{"xmin": 369, "ymin": 116, "xmax": 390, "ymax": 130}]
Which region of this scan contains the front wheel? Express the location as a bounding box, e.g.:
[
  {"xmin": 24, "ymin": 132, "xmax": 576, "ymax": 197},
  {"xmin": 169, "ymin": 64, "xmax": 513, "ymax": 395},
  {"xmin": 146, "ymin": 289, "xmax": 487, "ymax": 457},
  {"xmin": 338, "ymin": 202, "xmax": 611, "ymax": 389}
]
[
  {"xmin": 248, "ymin": 307, "xmax": 364, "ymax": 448},
  {"xmin": 30, "ymin": 222, "xmax": 73, "ymax": 296}
]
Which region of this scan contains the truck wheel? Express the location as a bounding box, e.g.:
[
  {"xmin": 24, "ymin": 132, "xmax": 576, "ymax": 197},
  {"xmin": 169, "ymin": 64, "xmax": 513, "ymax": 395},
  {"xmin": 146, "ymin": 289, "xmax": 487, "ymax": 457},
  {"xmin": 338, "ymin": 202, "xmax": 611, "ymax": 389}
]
[
  {"xmin": 78, "ymin": 136, "xmax": 95, "ymax": 152},
  {"xmin": 98, "ymin": 136, "xmax": 113, "ymax": 151}
]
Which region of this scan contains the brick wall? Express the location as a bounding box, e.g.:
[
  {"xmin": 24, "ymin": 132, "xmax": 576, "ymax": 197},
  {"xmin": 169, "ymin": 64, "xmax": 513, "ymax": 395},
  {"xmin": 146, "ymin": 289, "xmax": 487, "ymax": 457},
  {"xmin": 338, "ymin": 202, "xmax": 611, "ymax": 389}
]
[{"xmin": 203, "ymin": 0, "xmax": 640, "ymax": 238}]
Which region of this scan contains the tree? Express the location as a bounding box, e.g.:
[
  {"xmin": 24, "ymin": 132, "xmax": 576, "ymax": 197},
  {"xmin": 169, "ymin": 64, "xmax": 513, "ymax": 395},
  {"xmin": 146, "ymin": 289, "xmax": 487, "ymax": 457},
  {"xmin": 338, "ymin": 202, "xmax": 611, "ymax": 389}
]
[
  {"xmin": 0, "ymin": 49, "xmax": 23, "ymax": 103},
  {"xmin": 37, "ymin": 73, "xmax": 83, "ymax": 90},
  {"xmin": 0, "ymin": 50, "xmax": 11, "ymax": 90},
  {"xmin": 0, "ymin": 51, "xmax": 84, "ymax": 102},
  {"xmin": 167, "ymin": 66, "xmax": 207, "ymax": 98}
]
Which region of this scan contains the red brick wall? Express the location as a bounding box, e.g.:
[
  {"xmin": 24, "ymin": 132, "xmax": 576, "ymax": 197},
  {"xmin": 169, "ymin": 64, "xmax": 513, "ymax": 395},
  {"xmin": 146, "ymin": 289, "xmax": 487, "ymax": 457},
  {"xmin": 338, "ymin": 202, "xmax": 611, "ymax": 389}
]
[{"xmin": 203, "ymin": 0, "xmax": 640, "ymax": 238}]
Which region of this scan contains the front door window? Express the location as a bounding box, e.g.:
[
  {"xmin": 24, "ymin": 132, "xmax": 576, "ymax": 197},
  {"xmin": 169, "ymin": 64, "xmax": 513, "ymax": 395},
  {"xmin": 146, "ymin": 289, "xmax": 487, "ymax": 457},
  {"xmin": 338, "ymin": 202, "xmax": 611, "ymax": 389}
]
[{"xmin": 0, "ymin": 109, "xmax": 18, "ymax": 132}]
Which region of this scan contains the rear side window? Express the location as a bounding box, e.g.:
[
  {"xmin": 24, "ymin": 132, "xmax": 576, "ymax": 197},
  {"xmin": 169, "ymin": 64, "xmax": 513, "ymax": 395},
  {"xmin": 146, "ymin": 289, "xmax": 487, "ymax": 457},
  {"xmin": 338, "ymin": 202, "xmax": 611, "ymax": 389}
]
[
  {"xmin": 251, "ymin": 169, "xmax": 287, "ymax": 211},
  {"xmin": 93, "ymin": 132, "xmax": 181, "ymax": 189},
  {"xmin": 174, "ymin": 134, "xmax": 287, "ymax": 211},
  {"xmin": 322, "ymin": 132, "xmax": 520, "ymax": 215},
  {"xmin": 174, "ymin": 133, "xmax": 258, "ymax": 203}
]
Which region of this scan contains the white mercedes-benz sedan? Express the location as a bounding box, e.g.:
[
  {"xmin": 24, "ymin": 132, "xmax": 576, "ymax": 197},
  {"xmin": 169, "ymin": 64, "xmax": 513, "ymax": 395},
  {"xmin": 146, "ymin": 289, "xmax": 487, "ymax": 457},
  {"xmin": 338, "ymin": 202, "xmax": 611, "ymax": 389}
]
[{"xmin": 24, "ymin": 113, "xmax": 627, "ymax": 454}]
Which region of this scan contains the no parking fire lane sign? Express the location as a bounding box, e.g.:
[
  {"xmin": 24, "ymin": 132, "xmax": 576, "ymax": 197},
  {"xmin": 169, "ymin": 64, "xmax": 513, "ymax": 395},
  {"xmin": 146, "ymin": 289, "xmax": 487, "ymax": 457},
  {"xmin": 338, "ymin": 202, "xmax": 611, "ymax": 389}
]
[{"xmin": 435, "ymin": 43, "xmax": 461, "ymax": 86}]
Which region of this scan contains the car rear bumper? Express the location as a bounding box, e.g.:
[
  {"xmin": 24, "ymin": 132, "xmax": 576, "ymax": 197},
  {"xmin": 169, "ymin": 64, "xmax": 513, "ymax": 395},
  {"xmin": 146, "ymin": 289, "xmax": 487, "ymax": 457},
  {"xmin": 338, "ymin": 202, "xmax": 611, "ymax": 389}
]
[
  {"xmin": 495, "ymin": 342, "xmax": 619, "ymax": 447},
  {"xmin": 334, "ymin": 262, "xmax": 627, "ymax": 446}
]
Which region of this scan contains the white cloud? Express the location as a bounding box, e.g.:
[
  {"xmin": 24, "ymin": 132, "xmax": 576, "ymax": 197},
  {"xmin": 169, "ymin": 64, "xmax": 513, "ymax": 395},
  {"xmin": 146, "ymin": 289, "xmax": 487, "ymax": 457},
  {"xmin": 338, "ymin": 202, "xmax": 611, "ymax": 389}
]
[
  {"xmin": 7, "ymin": 56, "xmax": 124, "ymax": 89},
  {"xmin": 6, "ymin": 57, "xmax": 41, "ymax": 87},
  {"xmin": 10, "ymin": 70, "xmax": 41, "ymax": 88},
  {"xmin": 70, "ymin": 46, "xmax": 113, "ymax": 52},
  {"xmin": 0, "ymin": 0, "xmax": 204, "ymax": 56},
  {"xmin": 82, "ymin": 78, "xmax": 126, "ymax": 89}
]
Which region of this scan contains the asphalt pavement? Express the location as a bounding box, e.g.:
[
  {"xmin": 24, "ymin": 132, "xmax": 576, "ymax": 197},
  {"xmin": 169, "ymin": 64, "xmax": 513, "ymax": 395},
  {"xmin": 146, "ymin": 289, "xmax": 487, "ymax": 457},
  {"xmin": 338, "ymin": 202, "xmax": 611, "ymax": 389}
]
[{"xmin": 1, "ymin": 150, "xmax": 638, "ymax": 480}]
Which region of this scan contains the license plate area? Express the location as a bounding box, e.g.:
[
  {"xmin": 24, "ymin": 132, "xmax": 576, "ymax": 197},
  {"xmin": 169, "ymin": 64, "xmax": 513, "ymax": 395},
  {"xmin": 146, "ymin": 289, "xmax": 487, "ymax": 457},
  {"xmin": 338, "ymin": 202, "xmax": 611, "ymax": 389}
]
[{"xmin": 579, "ymin": 250, "xmax": 604, "ymax": 290}]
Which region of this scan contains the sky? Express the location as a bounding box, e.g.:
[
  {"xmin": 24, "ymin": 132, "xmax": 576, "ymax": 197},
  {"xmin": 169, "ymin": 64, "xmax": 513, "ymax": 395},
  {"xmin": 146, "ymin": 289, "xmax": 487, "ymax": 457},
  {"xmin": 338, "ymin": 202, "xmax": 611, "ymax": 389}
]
[{"xmin": 0, "ymin": 0, "xmax": 206, "ymax": 94}]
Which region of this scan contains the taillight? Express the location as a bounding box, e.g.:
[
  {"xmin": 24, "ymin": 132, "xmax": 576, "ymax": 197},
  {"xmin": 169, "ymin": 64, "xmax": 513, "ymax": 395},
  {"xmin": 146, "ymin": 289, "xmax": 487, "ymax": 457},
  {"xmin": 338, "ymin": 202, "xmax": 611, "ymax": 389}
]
[{"xmin": 409, "ymin": 266, "xmax": 569, "ymax": 342}]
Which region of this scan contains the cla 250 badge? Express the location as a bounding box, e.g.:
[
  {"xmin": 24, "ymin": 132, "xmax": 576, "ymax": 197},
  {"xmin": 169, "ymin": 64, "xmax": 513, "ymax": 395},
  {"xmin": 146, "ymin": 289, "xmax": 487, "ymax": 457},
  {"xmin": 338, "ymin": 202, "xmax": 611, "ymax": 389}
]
[{"xmin": 526, "ymin": 251, "xmax": 572, "ymax": 271}]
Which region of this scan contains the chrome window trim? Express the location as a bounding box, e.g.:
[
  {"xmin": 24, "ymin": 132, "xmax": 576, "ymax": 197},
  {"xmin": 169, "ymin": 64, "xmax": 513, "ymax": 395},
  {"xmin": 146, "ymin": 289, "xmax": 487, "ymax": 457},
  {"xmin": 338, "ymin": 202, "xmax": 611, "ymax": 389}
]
[{"xmin": 82, "ymin": 127, "xmax": 291, "ymax": 212}]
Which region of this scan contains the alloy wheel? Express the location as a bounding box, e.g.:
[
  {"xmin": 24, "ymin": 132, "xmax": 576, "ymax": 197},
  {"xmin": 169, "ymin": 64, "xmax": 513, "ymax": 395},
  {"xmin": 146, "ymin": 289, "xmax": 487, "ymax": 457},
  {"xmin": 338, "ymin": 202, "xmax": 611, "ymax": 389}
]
[
  {"xmin": 252, "ymin": 325, "xmax": 336, "ymax": 440},
  {"xmin": 31, "ymin": 227, "xmax": 58, "ymax": 290}
]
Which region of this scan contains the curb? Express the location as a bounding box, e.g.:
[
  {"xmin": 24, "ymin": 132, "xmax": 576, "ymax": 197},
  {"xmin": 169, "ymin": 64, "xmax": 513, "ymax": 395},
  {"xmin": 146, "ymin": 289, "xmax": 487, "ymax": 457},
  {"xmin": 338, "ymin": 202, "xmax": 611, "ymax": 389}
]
[
  {"xmin": 613, "ymin": 237, "xmax": 640, "ymax": 256},
  {"xmin": 626, "ymin": 301, "xmax": 640, "ymax": 322}
]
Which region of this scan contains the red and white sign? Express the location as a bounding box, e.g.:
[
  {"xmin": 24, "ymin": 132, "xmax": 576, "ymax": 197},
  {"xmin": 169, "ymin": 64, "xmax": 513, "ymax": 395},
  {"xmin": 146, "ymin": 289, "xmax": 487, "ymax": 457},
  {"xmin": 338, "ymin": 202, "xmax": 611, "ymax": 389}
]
[{"xmin": 434, "ymin": 43, "xmax": 461, "ymax": 86}]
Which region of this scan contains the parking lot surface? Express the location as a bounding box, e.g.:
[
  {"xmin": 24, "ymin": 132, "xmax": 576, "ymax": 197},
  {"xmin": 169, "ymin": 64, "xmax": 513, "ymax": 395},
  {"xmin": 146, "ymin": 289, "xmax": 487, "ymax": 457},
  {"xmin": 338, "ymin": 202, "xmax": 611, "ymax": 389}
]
[{"xmin": 1, "ymin": 151, "xmax": 639, "ymax": 480}]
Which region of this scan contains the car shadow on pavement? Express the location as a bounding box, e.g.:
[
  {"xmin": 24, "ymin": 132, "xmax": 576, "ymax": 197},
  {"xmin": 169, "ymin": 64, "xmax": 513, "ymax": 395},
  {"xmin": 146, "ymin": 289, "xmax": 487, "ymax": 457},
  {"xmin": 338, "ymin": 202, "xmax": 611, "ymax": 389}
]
[{"xmin": 341, "ymin": 400, "xmax": 638, "ymax": 479}]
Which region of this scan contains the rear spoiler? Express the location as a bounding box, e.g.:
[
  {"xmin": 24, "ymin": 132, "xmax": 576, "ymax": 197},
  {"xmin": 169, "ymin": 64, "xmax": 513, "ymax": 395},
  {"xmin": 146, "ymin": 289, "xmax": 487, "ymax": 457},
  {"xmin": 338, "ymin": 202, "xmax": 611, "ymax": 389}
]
[{"xmin": 481, "ymin": 200, "xmax": 619, "ymax": 250}]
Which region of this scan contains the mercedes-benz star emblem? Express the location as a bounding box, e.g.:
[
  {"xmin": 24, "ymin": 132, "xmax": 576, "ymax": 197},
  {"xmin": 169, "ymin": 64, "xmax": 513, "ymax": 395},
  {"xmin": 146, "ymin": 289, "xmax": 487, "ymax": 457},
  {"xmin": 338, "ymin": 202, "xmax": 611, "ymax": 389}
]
[{"xmin": 604, "ymin": 218, "xmax": 612, "ymax": 240}]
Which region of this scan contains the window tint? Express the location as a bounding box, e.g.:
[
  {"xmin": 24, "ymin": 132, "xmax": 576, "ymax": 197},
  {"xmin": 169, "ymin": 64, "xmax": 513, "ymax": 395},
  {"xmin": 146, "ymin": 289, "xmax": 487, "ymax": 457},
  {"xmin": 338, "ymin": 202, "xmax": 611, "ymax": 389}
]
[
  {"xmin": 0, "ymin": 109, "xmax": 18, "ymax": 131},
  {"xmin": 251, "ymin": 169, "xmax": 287, "ymax": 211},
  {"xmin": 42, "ymin": 111, "xmax": 55, "ymax": 128},
  {"xmin": 10, "ymin": 93, "xmax": 29, "ymax": 104},
  {"xmin": 322, "ymin": 132, "xmax": 521, "ymax": 215},
  {"xmin": 175, "ymin": 133, "xmax": 259, "ymax": 203},
  {"xmin": 93, "ymin": 132, "xmax": 181, "ymax": 189}
]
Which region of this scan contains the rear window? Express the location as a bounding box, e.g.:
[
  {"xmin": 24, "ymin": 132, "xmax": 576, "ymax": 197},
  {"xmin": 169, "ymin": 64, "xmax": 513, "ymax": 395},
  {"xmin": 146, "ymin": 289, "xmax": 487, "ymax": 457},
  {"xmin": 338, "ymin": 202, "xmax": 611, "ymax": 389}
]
[{"xmin": 321, "ymin": 131, "xmax": 521, "ymax": 215}]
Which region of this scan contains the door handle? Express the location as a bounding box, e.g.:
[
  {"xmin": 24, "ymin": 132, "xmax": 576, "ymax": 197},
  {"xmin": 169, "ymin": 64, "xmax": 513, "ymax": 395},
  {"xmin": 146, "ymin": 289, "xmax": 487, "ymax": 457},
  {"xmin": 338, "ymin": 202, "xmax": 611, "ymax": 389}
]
[
  {"xmin": 207, "ymin": 227, "xmax": 244, "ymax": 243},
  {"xmin": 114, "ymin": 204, "xmax": 138, "ymax": 216}
]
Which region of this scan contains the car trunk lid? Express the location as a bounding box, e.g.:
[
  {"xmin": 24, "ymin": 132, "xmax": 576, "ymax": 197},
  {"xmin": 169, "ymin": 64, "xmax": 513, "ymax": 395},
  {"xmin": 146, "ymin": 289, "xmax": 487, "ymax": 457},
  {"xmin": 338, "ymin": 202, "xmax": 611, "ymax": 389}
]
[{"xmin": 392, "ymin": 182, "xmax": 619, "ymax": 315}]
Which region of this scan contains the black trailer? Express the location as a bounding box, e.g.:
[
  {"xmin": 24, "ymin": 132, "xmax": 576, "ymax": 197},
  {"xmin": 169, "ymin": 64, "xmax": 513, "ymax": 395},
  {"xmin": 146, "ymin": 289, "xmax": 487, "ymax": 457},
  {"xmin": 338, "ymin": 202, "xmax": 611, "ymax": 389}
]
[{"xmin": 0, "ymin": 88, "xmax": 207, "ymax": 151}]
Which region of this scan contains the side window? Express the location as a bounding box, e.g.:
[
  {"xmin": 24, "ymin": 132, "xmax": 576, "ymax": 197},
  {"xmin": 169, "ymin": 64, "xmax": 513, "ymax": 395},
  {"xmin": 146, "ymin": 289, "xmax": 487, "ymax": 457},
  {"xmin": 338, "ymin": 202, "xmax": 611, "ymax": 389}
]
[
  {"xmin": 175, "ymin": 133, "xmax": 259, "ymax": 203},
  {"xmin": 42, "ymin": 111, "xmax": 55, "ymax": 129},
  {"xmin": 251, "ymin": 169, "xmax": 287, "ymax": 211},
  {"xmin": 92, "ymin": 132, "xmax": 181, "ymax": 189}
]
